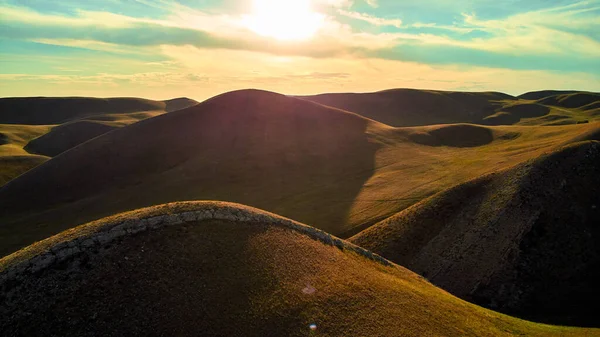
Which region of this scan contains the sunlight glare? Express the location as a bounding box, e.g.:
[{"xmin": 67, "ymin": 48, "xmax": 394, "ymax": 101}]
[{"xmin": 244, "ymin": 0, "xmax": 324, "ymax": 41}]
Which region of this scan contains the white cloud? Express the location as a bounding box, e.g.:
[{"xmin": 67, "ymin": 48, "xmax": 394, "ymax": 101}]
[
  {"xmin": 365, "ymin": 0, "xmax": 379, "ymax": 8},
  {"xmin": 339, "ymin": 10, "xmax": 402, "ymax": 27}
]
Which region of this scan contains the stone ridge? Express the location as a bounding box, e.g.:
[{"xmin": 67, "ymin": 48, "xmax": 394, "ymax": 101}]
[{"xmin": 0, "ymin": 202, "xmax": 392, "ymax": 287}]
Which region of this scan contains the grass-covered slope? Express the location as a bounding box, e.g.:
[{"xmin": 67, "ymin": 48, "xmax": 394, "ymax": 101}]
[
  {"xmin": 0, "ymin": 96, "xmax": 198, "ymax": 184},
  {"xmin": 298, "ymin": 89, "xmax": 514, "ymax": 127},
  {"xmin": 24, "ymin": 121, "xmax": 119, "ymax": 157},
  {"xmin": 1, "ymin": 90, "xmax": 599, "ymax": 257},
  {"xmin": 300, "ymin": 89, "xmax": 600, "ymax": 127},
  {"xmin": 0, "ymin": 97, "xmax": 166, "ymax": 125},
  {"xmin": 0, "ymin": 124, "xmax": 52, "ymax": 186},
  {"xmin": 1, "ymin": 202, "xmax": 596, "ymax": 337},
  {"xmin": 350, "ymin": 140, "xmax": 600, "ymax": 326},
  {"xmin": 518, "ymin": 90, "xmax": 582, "ymax": 100},
  {"xmin": 0, "ymin": 89, "xmax": 381, "ymax": 255},
  {"xmin": 0, "ymin": 96, "xmax": 197, "ymax": 125}
]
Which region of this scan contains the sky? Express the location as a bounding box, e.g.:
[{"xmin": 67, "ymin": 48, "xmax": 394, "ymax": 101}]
[{"xmin": 1, "ymin": 0, "xmax": 599, "ymax": 100}]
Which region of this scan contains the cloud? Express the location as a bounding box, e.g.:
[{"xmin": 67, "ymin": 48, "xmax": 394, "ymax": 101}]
[
  {"xmin": 339, "ymin": 10, "xmax": 402, "ymax": 27},
  {"xmin": 3, "ymin": 46, "xmax": 599, "ymax": 100},
  {"xmin": 1, "ymin": 0, "xmax": 599, "ymax": 92},
  {"xmin": 365, "ymin": 0, "xmax": 379, "ymax": 8}
]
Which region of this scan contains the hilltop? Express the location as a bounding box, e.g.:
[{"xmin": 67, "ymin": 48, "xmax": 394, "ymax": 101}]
[
  {"xmin": 1, "ymin": 89, "xmax": 599, "ymax": 256},
  {"xmin": 1, "ymin": 202, "xmax": 596, "ymax": 337},
  {"xmin": 299, "ymin": 89, "xmax": 600, "ymax": 127},
  {"xmin": 350, "ymin": 140, "xmax": 600, "ymax": 326},
  {"xmin": 298, "ymin": 89, "xmax": 514, "ymax": 127}
]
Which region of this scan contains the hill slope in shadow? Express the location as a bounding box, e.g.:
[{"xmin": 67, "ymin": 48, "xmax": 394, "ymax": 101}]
[
  {"xmin": 1, "ymin": 202, "xmax": 595, "ymax": 337},
  {"xmin": 350, "ymin": 140, "xmax": 600, "ymax": 326},
  {"xmin": 298, "ymin": 89, "xmax": 514, "ymax": 127},
  {"xmin": 1, "ymin": 89, "xmax": 599, "ymax": 257},
  {"xmin": 0, "ymin": 89, "xmax": 381, "ymax": 255},
  {"xmin": 0, "ymin": 96, "xmax": 199, "ymax": 184},
  {"xmin": 24, "ymin": 121, "xmax": 118, "ymax": 157},
  {"xmin": 0, "ymin": 124, "xmax": 52, "ymax": 186},
  {"xmin": 299, "ymin": 89, "xmax": 600, "ymax": 127},
  {"xmin": 0, "ymin": 97, "xmax": 198, "ymax": 125}
]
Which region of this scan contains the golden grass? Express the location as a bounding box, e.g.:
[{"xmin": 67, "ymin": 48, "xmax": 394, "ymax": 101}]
[
  {"xmin": 1, "ymin": 202, "xmax": 598, "ymax": 336},
  {"xmin": 350, "ymin": 140, "xmax": 600, "ymax": 326}
]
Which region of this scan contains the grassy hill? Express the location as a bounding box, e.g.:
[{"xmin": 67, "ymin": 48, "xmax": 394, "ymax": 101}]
[
  {"xmin": 350, "ymin": 140, "xmax": 600, "ymax": 326},
  {"xmin": 1, "ymin": 201, "xmax": 597, "ymax": 337},
  {"xmin": 518, "ymin": 90, "xmax": 583, "ymax": 100},
  {"xmin": 298, "ymin": 89, "xmax": 515, "ymax": 127},
  {"xmin": 24, "ymin": 121, "xmax": 119, "ymax": 157},
  {"xmin": 0, "ymin": 96, "xmax": 199, "ymax": 185},
  {"xmin": 0, "ymin": 97, "xmax": 197, "ymax": 125},
  {"xmin": 299, "ymin": 89, "xmax": 600, "ymax": 127},
  {"xmin": 1, "ymin": 89, "xmax": 599, "ymax": 257},
  {"xmin": 0, "ymin": 124, "xmax": 52, "ymax": 186}
]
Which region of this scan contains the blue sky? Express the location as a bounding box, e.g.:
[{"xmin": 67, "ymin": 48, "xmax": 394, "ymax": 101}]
[{"xmin": 1, "ymin": 0, "xmax": 599, "ymax": 99}]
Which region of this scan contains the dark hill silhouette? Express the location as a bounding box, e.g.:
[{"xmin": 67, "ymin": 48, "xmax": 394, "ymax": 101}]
[
  {"xmin": 163, "ymin": 97, "xmax": 199, "ymax": 112},
  {"xmin": 0, "ymin": 202, "xmax": 593, "ymax": 337},
  {"xmin": 538, "ymin": 92, "xmax": 600, "ymax": 110},
  {"xmin": 518, "ymin": 90, "xmax": 582, "ymax": 100},
  {"xmin": 24, "ymin": 121, "xmax": 118, "ymax": 157},
  {"xmin": 298, "ymin": 89, "xmax": 515, "ymax": 127},
  {"xmin": 350, "ymin": 140, "xmax": 600, "ymax": 326},
  {"xmin": 0, "ymin": 96, "xmax": 199, "ymax": 125}
]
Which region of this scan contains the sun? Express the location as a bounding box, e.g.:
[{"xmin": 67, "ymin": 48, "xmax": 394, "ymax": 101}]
[{"xmin": 244, "ymin": 0, "xmax": 324, "ymax": 41}]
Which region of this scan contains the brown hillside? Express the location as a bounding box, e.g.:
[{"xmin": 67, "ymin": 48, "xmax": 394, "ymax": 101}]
[
  {"xmin": 407, "ymin": 124, "xmax": 495, "ymax": 147},
  {"xmin": 518, "ymin": 90, "xmax": 582, "ymax": 100},
  {"xmin": 0, "ymin": 124, "xmax": 52, "ymax": 186},
  {"xmin": 1, "ymin": 202, "xmax": 596, "ymax": 337},
  {"xmin": 0, "ymin": 96, "xmax": 199, "ymax": 125},
  {"xmin": 24, "ymin": 121, "xmax": 118, "ymax": 157},
  {"xmin": 298, "ymin": 89, "xmax": 514, "ymax": 127},
  {"xmin": 0, "ymin": 97, "xmax": 166, "ymax": 124},
  {"xmin": 1, "ymin": 90, "xmax": 599, "ymax": 257},
  {"xmin": 538, "ymin": 92, "xmax": 600, "ymax": 109},
  {"xmin": 350, "ymin": 140, "xmax": 600, "ymax": 326},
  {"xmin": 163, "ymin": 97, "xmax": 200, "ymax": 112},
  {"xmin": 0, "ymin": 156, "xmax": 48, "ymax": 187},
  {"xmin": 0, "ymin": 89, "xmax": 381, "ymax": 255}
]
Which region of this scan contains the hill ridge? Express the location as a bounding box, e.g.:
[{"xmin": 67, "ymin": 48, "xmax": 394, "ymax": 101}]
[
  {"xmin": 0, "ymin": 201, "xmax": 392, "ymax": 282},
  {"xmin": 350, "ymin": 140, "xmax": 600, "ymax": 326}
]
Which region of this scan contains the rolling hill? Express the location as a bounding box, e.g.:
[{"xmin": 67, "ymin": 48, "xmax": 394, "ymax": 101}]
[
  {"xmin": 0, "ymin": 97, "xmax": 198, "ymax": 125},
  {"xmin": 1, "ymin": 201, "xmax": 597, "ymax": 337},
  {"xmin": 1, "ymin": 89, "xmax": 599, "ymax": 257},
  {"xmin": 24, "ymin": 121, "xmax": 119, "ymax": 157},
  {"xmin": 518, "ymin": 90, "xmax": 583, "ymax": 101},
  {"xmin": 298, "ymin": 89, "xmax": 515, "ymax": 127},
  {"xmin": 299, "ymin": 89, "xmax": 600, "ymax": 127},
  {"xmin": 350, "ymin": 140, "xmax": 600, "ymax": 326},
  {"xmin": 0, "ymin": 96, "xmax": 199, "ymax": 185},
  {"xmin": 0, "ymin": 124, "xmax": 52, "ymax": 186}
]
